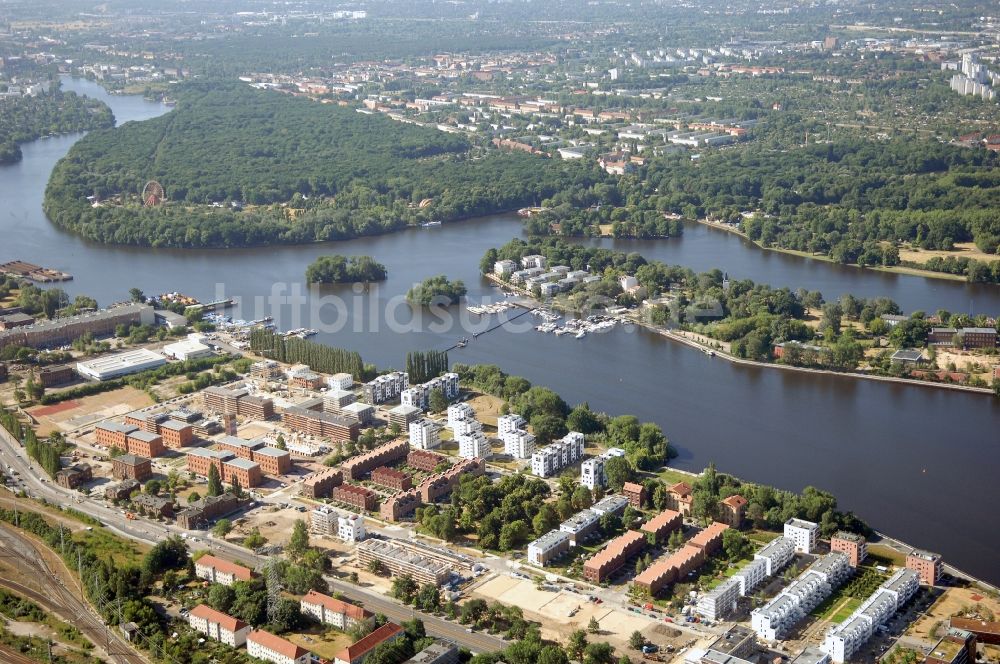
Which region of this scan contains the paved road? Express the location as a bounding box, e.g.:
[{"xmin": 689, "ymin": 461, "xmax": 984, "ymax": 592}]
[{"xmin": 0, "ymin": 424, "xmax": 507, "ymax": 654}]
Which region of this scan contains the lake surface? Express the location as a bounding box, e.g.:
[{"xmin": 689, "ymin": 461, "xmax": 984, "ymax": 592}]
[{"xmin": 1, "ymin": 77, "xmax": 998, "ymax": 583}]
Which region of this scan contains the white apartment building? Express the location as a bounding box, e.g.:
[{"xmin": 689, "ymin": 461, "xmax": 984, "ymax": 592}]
[
  {"xmin": 733, "ymin": 557, "xmax": 768, "ymax": 595},
  {"xmin": 446, "ymin": 403, "xmax": 475, "ymax": 428},
  {"xmin": 338, "ymin": 513, "xmax": 366, "ymax": 542},
  {"xmin": 247, "ymin": 630, "xmax": 310, "ymax": 664},
  {"xmin": 784, "ymin": 518, "xmax": 820, "ymax": 553},
  {"xmin": 450, "ymin": 417, "xmax": 482, "ymax": 436},
  {"xmin": 401, "ymin": 373, "xmax": 460, "ymax": 410},
  {"xmin": 531, "ymin": 431, "xmax": 585, "ymax": 477},
  {"xmin": 328, "ymin": 372, "xmax": 354, "ymax": 390},
  {"xmin": 188, "ymin": 604, "xmax": 251, "ymax": 647},
  {"xmin": 591, "ymin": 495, "xmax": 629, "ymax": 517},
  {"xmin": 363, "ymin": 371, "xmax": 409, "ymax": 404},
  {"xmin": 521, "ymin": 254, "xmax": 547, "ymax": 269},
  {"xmin": 497, "ymin": 413, "xmax": 526, "ymax": 434},
  {"xmin": 755, "ymin": 536, "xmax": 796, "ymax": 576},
  {"xmin": 580, "ymin": 456, "xmax": 605, "ymax": 490},
  {"xmin": 300, "ymin": 590, "xmax": 372, "ymax": 631},
  {"xmin": 494, "ymin": 259, "xmax": 517, "ymax": 277},
  {"xmin": 457, "ymin": 432, "xmax": 492, "ymax": 459},
  {"xmin": 697, "ymin": 577, "xmax": 741, "ymax": 621},
  {"xmin": 527, "ymin": 530, "xmax": 570, "ymax": 566},
  {"xmin": 409, "ymin": 418, "xmax": 441, "ymax": 450},
  {"xmin": 821, "ymin": 569, "xmax": 920, "ymax": 662},
  {"xmin": 751, "ymin": 553, "xmax": 851, "ymax": 640},
  {"xmin": 501, "ymin": 429, "xmax": 535, "ymax": 459},
  {"xmin": 559, "ymin": 509, "xmax": 600, "ymax": 546}
]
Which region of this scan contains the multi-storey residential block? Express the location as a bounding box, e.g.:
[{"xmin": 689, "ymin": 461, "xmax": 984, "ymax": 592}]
[
  {"xmin": 159, "ymin": 419, "xmax": 194, "ymax": 448},
  {"xmin": 252, "ymin": 446, "xmax": 291, "ymax": 475},
  {"xmin": 188, "ymin": 604, "xmax": 251, "ymax": 648},
  {"xmin": 334, "ymin": 623, "xmax": 403, "ymax": 664},
  {"xmin": 784, "ymin": 518, "xmax": 820, "ymax": 553},
  {"xmin": 111, "ymin": 454, "xmax": 151, "ymax": 481},
  {"xmin": 380, "ymin": 489, "xmax": 421, "ymax": 522},
  {"xmin": 831, "ymin": 532, "xmax": 867, "ymax": 567},
  {"xmin": 332, "ymin": 484, "xmax": 377, "ymax": 511},
  {"xmin": 409, "ymin": 419, "xmax": 441, "ymax": 450},
  {"xmin": 584, "ymin": 530, "xmax": 646, "ymax": 583},
  {"xmin": 907, "ymin": 549, "xmax": 943, "ymax": 586},
  {"xmin": 406, "ymin": 449, "xmax": 448, "ymax": 472},
  {"xmin": 581, "ymin": 457, "xmax": 605, "ymax": 490},
  {"xmin": 356, "ymin": 539, "xmax": 452, "ymax": 586},
  {"xmin": 622, "ymin": 482, "xmax": 646, "ymax": 508},
  {"xmin": 300, "ymin": 590, "xmax": 372, "ymax": 630},
  {"xmin": 248, "ymin": 630, "xmax": 310, "ymax": 664},
  {"xmin": 501, "ymin": 429, "xmax": 535, "ymax": 459},
  {"xmin": 640, "ymin": 509, "xmax": 682, "ymax": 544},
  {"xmin": 457, "ymin": 431, "xmax": 491, "ymax": 459},
  {"xmin": 399, "ymin": 373, "xmax": 459, "ymax": 410},
  {"xmin": 281, "ymin": 406, "xmax": 359, "ymax": 441},
  {"xmin": 362, "ymin": 371, "xmax": 409, "ymax": 404},
  {"xmin": 195, "ymin": 555, "xmax": 254, "ymax": 586},
  {"xmin": 531, "ymin": 431, "xmax": 584, "ymax": 477},
  {"xmin": 371, "ymin": 466, "xmax": 412, "ymax": 491},
  {"xmin": 301, "ymin": 467, "xmax": 343, "ymax": 498},
  {"xmin": 755, "ymin": 536, "xmax": 796, "ymax": 576},
  {"xmin": 560, "ymin": 509, "xmax": 600, "ymax": 546},
  {"xmin": 591, "ymin": 495, "xmax": 629, "ymax": 517},
  {"xmin": 341, "ymin": 439, "xmax": 409, "ymax": 480},
  {"xmin": 751, "ymin": 553, "xmax": 851, "ymax": 640},
  {"xmin": 527, "ymin": 530, "xmax": 570, "ymax": 566},
  {"xmin": 821, "ymin": 569, "xmax": 920, "ymax": 662}
]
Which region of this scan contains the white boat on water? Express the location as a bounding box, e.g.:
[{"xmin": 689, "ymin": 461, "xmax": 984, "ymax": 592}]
[{"xmin": 575, "ymin": 330, "xmax": 586, "ymax": 339}]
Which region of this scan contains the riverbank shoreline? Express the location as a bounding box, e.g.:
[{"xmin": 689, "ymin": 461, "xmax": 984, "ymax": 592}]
[
  {"xmin": 484, "ymin": 273, "xmax": 995, "ymax": 397},
  {"xmin": 695, "ymin": 218, "xmax": 974, "ymax": 284}
]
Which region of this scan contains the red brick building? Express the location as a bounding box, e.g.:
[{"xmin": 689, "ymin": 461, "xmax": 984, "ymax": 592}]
[
  {"xmin": 332, "ymin": 484, "xmax": 377, "ymax": 511},
  {"xmin": 406, "ymin": 449, "xmax": 449, "ymax": 472},
  {"xmin": 187, "ymin": 448, "xmax": 229, "ymax": 478},
  {"xmin": 216, "ymin": 435, "xmax": 261, "ymax": 460},
  {"xmin": 622, "ymin": 482, "xmax": 646, "ymax": 508},
  {"xmin": 583, "ymin": 530, "xmax": 646, "ymax": 583},
  {"xmin": 223, "ymin": 458, "xmax": 262, "ymax": 488},
  {"xmin": 252, "ymin": 447, "xmax": 291, "ymax": 475},
  {"xmin": 301, "ymin": 467, "xmax": 343, "ymax": 499},
  {"xmin": 341, "ymin": 439, "xmax": 408, "ymax": 480},
  {"xmin": 125, "ymin": 430, "xmax": 165, "ymax": 458},
  {"xmin": 112, "ymin": 454, "xmax": 152, "ymax": 481},
  {"xmin": 688, "ymin": 521, "xmax": 729, "ymax": 554},
  {"xmin": 640, "ymin": 509, "xmax": 682, "ymax": 544},
  {"xmin": 281, "ymin": 405, "xmax": 359, "ymax": 441},
  {"xmin": 633, "ymin": 544, "xmax": 705, "ymax": 595},
  {"xmin": 160, "ymin": 420, "xmax": 194, "ymax": 448},
  {"xmin": 380, "ymin": 490, "xmax": 421, "ymax": 522},
  {"xmin": 95, "ymin": 422, "xmax": 138, "ymax": 450},
  {"xmin": 371, "ymin": 466, "xmax": 412, "ymax": 491}
]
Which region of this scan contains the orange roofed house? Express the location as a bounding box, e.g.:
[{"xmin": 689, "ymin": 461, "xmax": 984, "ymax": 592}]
[
  {"xmin": 194, "ymin": 554, "xmax": 254, "ymax": 586},
  {"xmin": 334, "ymin": 622, "xmax": 404, "ymax": 664},
  {"xmin": 187, "ymin": 603, "xmax": 251, "ymax": 647},
  {"xmin": 248, "ymin": 629, "xmax": 311, "ymax": 664},
  {"xmin": 720, "ymin": 494, "xmax": 748, "ymax": 527},
  {"xmin": 300, "ymin": 590, "xmax": 372, "ymax": 630},
  {"xmin": 622, "ymin": 482, "xmax": 646, "ymax": 508},
  {"xmin": 668, "ymin": 482, "xmax": 693, "ymax": 516}
]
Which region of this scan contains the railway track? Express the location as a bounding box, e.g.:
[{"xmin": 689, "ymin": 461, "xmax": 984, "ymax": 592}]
[
  {"xmin": 0, "ymin": 643, "xmax": 39, "ymax": 664},
  {"xmin": 0, "ymin": 524, "xmax": 146, "ymax": 664}
]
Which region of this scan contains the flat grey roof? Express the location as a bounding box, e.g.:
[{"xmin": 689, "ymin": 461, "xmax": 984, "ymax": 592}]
[{"xmin": 225, "ymin": 458, "xmax": 259, "ymax": 470}]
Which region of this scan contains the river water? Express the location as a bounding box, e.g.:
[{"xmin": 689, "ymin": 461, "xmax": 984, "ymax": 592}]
[{"xmin": 2, "ymin": 77, "xmax": 998, "ymax": 582}]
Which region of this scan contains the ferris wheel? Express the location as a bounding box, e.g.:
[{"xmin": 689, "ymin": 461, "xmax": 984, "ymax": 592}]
[{"xmin": 142, "ymin": 180, "xmax": 165, "ymax": 207}]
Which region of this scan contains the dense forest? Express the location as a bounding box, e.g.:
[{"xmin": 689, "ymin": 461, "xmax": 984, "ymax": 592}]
[
  {"xmin": 44, "ymin": 81, "xmax": 607, "ymax": 248},
  {"xmin": 305, "ymin": 255, "xmax": 387, "ymax": 284},
  {"xmin": 637, "ymin": 137, "xmax": 1000, "ymax": 281},
  {"xmin": 0, "ymin": 87, "xmax": 114, "ymax": 163}
]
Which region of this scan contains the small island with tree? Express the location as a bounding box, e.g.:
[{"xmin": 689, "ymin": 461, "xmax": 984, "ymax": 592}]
[
  {"xmin": 305, "ymin": 255, "xmax": 387, "ymax": 284},
  {"xmin": 407, "ymin": 275, "xmax": 467, "ymax": 306}
]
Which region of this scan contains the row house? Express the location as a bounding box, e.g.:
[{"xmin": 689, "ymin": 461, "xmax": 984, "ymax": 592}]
[
  {"xmin": 583, "ymin": 530, "xmax": 646, "ymax": 583},
  {"xmin": 332, "ymin": 484, "xmax": 377, "ymax": 511},
  {"xmin": 341, "ymin": 439, "xmax": 409, "ymax": 480},
  {"xmin": 195, "ymin": 555, "xmax": 254, "ymax": 586},
  {"xmin": 301, "ymin": 467, "xmax": 343, "ymax": 499},
  {"xmin": 371, "ymin": 466, "xmax": 412, "ymax": 491},
  {"xmin": 381, "ymin": 489, "xmax": 421, "ymax": 522},
  {"xmin": 406, "ymin": 449, "xmax": 449, "ymax": 472}
]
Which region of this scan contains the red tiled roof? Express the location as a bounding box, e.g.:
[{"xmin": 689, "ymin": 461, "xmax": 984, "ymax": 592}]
[
  {"xmin": 335, "ymin": 623, "xmax": 403, "ymax": 662},
  {"xmin": 196, "ymin": 554, "xmax": 253, "ymax": 581},
  {"xmin": 585, "ymin": 530, "xmax": 646, "ymax": 571},
  {"xmin": 669, "ymin": 481, "xmax": 692, "ymax": 497},
  {"xmin": 189, "ymin": 604, "xmax": 247, "ymax": 633},
  {"xmin": 622, "ymin": 482, "xmax": 644, "ymax": 493},
  {"xmin": 641, "ymin": 509, "xmax": 681, "ymax": 534},
  {"xmin": 721, "ymin": 494, "xmax": 748, "ymax": 509},
  {"xmin": 689, "ymin": 521, "xmax": 729, "ymax": 548},
  {"xmin": 302, "ymin": 590, "xmax": 372, "ymax": 621},
  {"xmin": 249, "ymin": 630, "xmax": 308, "ymax": 659}
]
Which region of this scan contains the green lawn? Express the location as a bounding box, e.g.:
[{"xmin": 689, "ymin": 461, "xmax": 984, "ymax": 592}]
[{"xmin": 814, "ymin": 595, "xmax": 863, "ymax": 622}]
